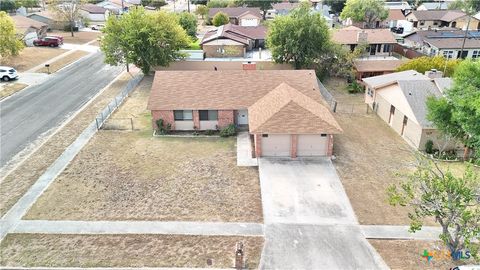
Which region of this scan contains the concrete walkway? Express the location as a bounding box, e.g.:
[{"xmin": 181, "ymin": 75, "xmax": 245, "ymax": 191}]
[
  {"xmin": 236, "ymin": 132, "xmax": 258, "ymax": 166},
  {"xmin": 258, "ymin": 158, "xmax": 389, "ymax": 270},
  {"xmin": 0, "ymin": 72, "xmax": 143, "ymax": 241},
  {"xmin": 12, "ymin": 220, "xmax": 263, "ymax": 236},
  {"xmin": 361, "ymin": 225, "xmax": 442, "ymax": 241}
]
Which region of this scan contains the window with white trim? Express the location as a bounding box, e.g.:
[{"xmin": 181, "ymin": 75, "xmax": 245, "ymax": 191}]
[
  {"xmin": 442, "ymin": 50, "xmax": 454, "ymax": 59},
  {"xmin": 199, "ymin": 110, "xmax": 218, "ymax": 121},
  {"xmin": 174, "ymin": 110, "xmax": 193, "ymax": 121},
  {"xmin": 472, "ymin": 50, "xmax": 480, "ymax": 59}
]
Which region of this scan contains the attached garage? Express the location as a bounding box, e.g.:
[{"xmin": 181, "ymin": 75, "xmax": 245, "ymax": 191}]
[
  {"xmin": 297, "ymin": 134, "xmax": 328, "ymax": 156},
  {"xmin": 262, "ymin": 134, "xmax": 291, "ymax": 156}
]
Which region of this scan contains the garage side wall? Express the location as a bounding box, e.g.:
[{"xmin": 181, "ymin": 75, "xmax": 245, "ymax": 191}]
[{"xmin": 151, "ymin": 110, "xmax": 175, "ymax": 130}]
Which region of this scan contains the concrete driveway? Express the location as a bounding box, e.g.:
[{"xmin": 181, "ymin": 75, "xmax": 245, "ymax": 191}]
[
  {"xmin": 258, "ymin": 158, "xmax": 388, "ymax": 270},
  {"xmin": 259, "ymin": 158, "xmax": 357, "ymax": 225}
]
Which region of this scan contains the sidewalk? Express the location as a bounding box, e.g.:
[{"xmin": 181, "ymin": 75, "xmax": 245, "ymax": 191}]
[
  {"xmin": 360, "ymin": 225, "xmax": 442, "ymax": 241},
  {"xmin": 236, "ymin": 132, "xmax": 258, "ymax": 166},
  {"xmin": 13, "ymin": 220, "xmax": 263, "ymax": 236}
]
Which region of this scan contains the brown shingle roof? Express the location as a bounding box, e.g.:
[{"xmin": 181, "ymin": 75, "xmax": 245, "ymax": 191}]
[
  {"xmin": 409, "ymin": 10, "xmax": 465, "ymax": 22},
  {"xmin": 208, "ymin": 7, "xmax": 262, "ymax": 19},
  {"xmin": 272, "ymin": 2, "xmax": 300, "ymax": 11},
  {"xmin": 148, "ymin": 70, "xmax": 327, "ymax": 110},
  {"xmin": 81, "ymin": 4, "xmax": 107, "ymax": 14},
  {"xmin": 201, "ymin": 23, "xmax": 266, "ymax": 45},
  {"xmin": 10, "ymin": 15, "xmax": 47, "ymax": 32},
  {"xmin": 248, "ymin": 83, "xmax": 342, "ymax": 134},
  {"xmin": 332, "ymin": 28, "xmax": 397, "ymax": 45},
  {"xmin": 387, "ymin": 9, "xmax": 405, "ymax": 21}
]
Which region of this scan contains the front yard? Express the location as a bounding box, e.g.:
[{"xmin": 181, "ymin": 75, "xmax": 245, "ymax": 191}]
[
  {"xmin": 24, "ymin": 76, "xmax": 263, "ymax": 222},
  {"xmin": 50, "ymin": 31, "xmax": 102, "ymax": 44},
  {"xmin": 0, "ymin": 234, "xmax": 263, "ymax": 269},
  {"xmin": 0, "ymin": 47, "xmax": 67, "ymax": 72}
]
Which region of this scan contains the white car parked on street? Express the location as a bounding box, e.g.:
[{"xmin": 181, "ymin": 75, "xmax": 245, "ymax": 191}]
[{"xmin": 0, "ymin": 66, "xmax": 18, "ymax": 82}]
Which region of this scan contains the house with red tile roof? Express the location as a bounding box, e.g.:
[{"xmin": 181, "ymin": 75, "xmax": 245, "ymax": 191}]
[{"xmin": 147, "ymin": 67, "xmax": 342, "ymax": 157}]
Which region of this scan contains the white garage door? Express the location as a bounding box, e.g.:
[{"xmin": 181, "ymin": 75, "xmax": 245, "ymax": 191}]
[
  {"xmin": 262, "ymin": 134, "xmax": 291, "ymax": 157},
  {"xmin": 297, "ymin": 135, "xmax": 328, "ymax": 156}
]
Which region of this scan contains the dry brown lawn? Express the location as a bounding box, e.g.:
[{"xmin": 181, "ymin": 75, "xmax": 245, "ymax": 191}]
[
  {"xmin": 50, "ymin": 31, "xmax": 101, "ymax": 44},
  {"xmin": 0, "ymin": 83, "xmax": 28, "ymax": 100},
  {"xmin": 35, "ymin": 50, "xmax": 89, "ymax": 73},
  {"xmin": 0, "ymin": 234, "xmax": 263, "ymax": 269},
  {"xmin": 0, "ymin": 47, "xmax": 67, "ymax": 72},
  {"xmin": 369, "ymin": 239, "xmax": 477, "ymax": 270},
  {"xmin": 24, "ymin": 75, "xmax": 262, "ymax": 222}
]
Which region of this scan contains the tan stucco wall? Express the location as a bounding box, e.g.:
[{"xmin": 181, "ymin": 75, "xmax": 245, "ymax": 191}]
[{"xmin": 202, "ymin": 44, "xmax": 245, "ymax": 58}]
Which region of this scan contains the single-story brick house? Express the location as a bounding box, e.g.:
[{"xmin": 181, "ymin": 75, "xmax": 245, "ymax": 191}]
[{"xmin": 147, "ymin": 67, "xmax": 343, "ymax": 158}]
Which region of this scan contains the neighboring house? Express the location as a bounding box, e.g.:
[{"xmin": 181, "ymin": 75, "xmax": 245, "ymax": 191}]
[
  {"xmin": 80, "ymin": 4, "xmax": 109, "ymax": 22},
  {"xmin": 354, "ymin": 59, "xmax": 406, "ymax": 80},
  {"xmin": 268, "ymin": 2, "xmax": 299, "ymax": 17},
  {"xmin": 384, "ymin": 1, "xmax": 412, "ymax": 13},
  {"xmin": 10, "ymin": 15, "xmax": 48, "ymax": 46},
  {"xmin": 147, "ymin": 67, "xmax": 343, "ymax": 158},
  {"xmin": 27, "ymin": 10, "xmax": 71, "ymax": 30},
  {"xmin": 332, "ymin": 26, "xmax": 397, "ymax": 56},
  {"xmin": 363, "ymin": 70, "xmax": 461, "ymax": 151},
  {"xmin": 208, "ymin": 7, "xmax": 262, "ymax": 27},
  {"xmin": 385, "ymin": 9, "xmax": 406, "ymax": 28},
  {"xmin": 96, "ymin": 0, "xmax": 134, "ymax": 14},
  {"xmin": 200, "ymin": 23, "xmax": 266, "ymax": 58},
  {"xmin": 416, "ymin": 2, "xmax": 449, "ymax": 10},
  {"xmin": 406, "ymin": 10, "xmax": 479, "ymax": 30},
  {"xmin": 403, "ymin": 29, "xmax": 480, "ymax": 59}
]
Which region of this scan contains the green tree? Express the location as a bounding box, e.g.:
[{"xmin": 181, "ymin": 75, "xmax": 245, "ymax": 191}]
[
  {"xmin": 195, "ymin": 4, "xmax": 208, "ymax": 19},
  {"xmin": 427, "ymin": 60, "xmax": 480, "ymax": 162},
  {"xmin": 396, "ymin": 56, "xmax": 461, "ymax": 77},
  {"xmin": 0, "ymin": 12, "xmax": 24, "ymax": 59},
  {"xmin": 235, "ymin": 0, "xmax": 280, "ymax": 20},
  {"xmin": 448, "ymin": 0, "xmax": 480, "ymax": 13},
  {"xmin": 100, "ymin": 7, "xmax": 189, "ymax": 74},
  {"xmin": 323, "ymin": 0, "xmax": 346, "ymax": 14},
  {"xmin": 150, "ymin": 0, "xmax": 167, "ymax": 9},
  {"xmin": 207, "ymin": 0, "xmax": 230, "ymax": 8},
  {"xmin": 0, "ymin": 0, "xmax": 16, "ymax": 12},
  {"xmin": 388, "ymin": 157, "xmax": 480, "ymax": 259},
  {"xmin": 317, "ymin": 42, "xmax": 368, "ymax": 80},
  {"xmin": 267, "ymin": 5, "xmax": 332, "ymax": 69},
  {"xmin": 178, "ymin": 12, "xmax": 197, "ymax": 39},
  {"xmin": 340, "ymin": 0, "xmax": 388, "ymax": 29},
  {"xmin": 212, "ymin": 11, "xmax": 229, "ymax": 26}
]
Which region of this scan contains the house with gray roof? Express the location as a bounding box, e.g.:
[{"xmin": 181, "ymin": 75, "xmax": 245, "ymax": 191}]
[{"xmin": 363, "ymin": 70, "xmax": 461, "ymax": 151}]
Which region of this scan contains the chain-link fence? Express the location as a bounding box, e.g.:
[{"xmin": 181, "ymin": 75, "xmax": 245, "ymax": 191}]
[
  {"xmin": 95, "ymin": 73, "xmax": 143, "ymax": 130},
  {"xmin": 317, "ymin": 78, "xmax": 335, "ymax": 110}
]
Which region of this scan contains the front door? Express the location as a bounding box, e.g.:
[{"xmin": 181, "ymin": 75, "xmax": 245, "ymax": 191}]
[{"xmin": 237, "ymin": 110, "xmax": 248, "ymax": 125}]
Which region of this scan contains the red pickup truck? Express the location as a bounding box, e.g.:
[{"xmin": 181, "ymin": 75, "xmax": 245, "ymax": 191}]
[{"xmin": 33, "ymin": 36, "xmax": 64, "ymax": 47}]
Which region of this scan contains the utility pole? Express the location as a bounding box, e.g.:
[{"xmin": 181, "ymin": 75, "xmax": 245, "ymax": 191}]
[
  {"xmin": 187, "ymin": 0, "xmax": 190, "ymax": 13},
  {"xmin": 459, "ymin": 15, "xmax": 471, "ymax": 59},
  {"xmin": 121, "ymin": 0, "xmax": 125, "ymax": 12}
]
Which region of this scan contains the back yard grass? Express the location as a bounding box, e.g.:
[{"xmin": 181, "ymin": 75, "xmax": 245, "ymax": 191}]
[
  {"xmin": 24, "ymin": 76, "xmax": 263, "ymax": 222},
  {"xmin": 323, "ymin": 78, "xmax": 479, "ymax": 225},
  {"xmin": 0, "ymin": 234, "xmax": 263, "ymax": 269}
]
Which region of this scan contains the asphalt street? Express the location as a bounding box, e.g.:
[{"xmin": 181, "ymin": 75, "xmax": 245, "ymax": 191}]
[{"xmin": 0, "ymin": 52, "xmax": 123, "ymax": 167}]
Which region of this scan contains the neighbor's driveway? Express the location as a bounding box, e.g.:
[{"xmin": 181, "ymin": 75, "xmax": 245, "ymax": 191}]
[{"xmin": 258, "ymin": 158, "xmax": 388, "ymax": 270}]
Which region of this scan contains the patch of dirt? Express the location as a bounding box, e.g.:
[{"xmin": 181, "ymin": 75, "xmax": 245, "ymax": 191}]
[
  {"xmin": 50, "ymin": 31, "xmax": 101, "ymax": 44},
  {"xmin": 0, "ymin": 71, "xmax": 132, "ymax": 217},
  {"xmin": 0, "ymin": 47, "xmax": 68, "ymax": 72},
  {"xmin": 35, "ymin": 50, "xmax": 89, "ymax": 73},
  {"xmin": 369, "ymin": 239, "xmax": 477, "ymax": 270},
  {"xmin": 0, "ymin": 234, "xmax": 263, "ymax": 269},
  {"xmin": 24, "ymin": 132, "xmax": 263, "ymax": 222},
  {"xmin": 0, "ymin": 83, "xmax": 28, "ymax": 100}
]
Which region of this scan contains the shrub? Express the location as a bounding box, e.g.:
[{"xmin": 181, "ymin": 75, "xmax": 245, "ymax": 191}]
[
  {"xmin": 156, "ymin": 118, "xmax": 171, "ymax": 135},
  {"xmin": 219, "ymin": 124, "xmax": 236, "ymax": 137},
  {"xmin": 425, "ymin": 140, "xmax": 434, "ymax": 154},
  {"xmin": 205, "ymin": 129, "xmax": 216, "ymax": 136},
  {"xmin": 212, "ymin": 12, "xmax": 229, "ymax": 26},
  {"xmin": 347, "ymin": 81, "xmax": 363, "ymax": 94}
]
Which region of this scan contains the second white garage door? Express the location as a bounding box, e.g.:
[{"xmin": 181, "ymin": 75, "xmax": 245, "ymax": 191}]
[
  {"xmin": 297, "ymin": 135, "xmax": 328, "ymax": 156},
  {"xmin": 262, "ymin": 134, "xmax": 291, "ymax": 156}
]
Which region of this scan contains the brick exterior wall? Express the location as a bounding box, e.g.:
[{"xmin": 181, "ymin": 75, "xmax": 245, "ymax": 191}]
[
  {"xmin": 193, "ymin": 110, "xmax": 200, "ymax": 130},
  {"xmin": 152, "ymin": 110, "xmax": 175, "ymax": 130},
  {"xmin": 291, "ymin": 134, "xmax": 298, "ymax": 158},
  {"xmin": 254, "ymin": 134, "xmax": 262, "ymax": 157},
  {"xmin": 327, "ymin": 134, "xmax": 334, "ymax": 156},
  {"xmin": 218, "ymin": 110, "xmax": 235, "ymax": 128}
]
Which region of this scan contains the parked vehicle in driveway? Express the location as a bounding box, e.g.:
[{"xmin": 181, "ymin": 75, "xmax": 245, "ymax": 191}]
[
  {"xmin": 33, "ymin": 36, "xmax": 63, "ymax": 47},
  {"xmin": 91, "ymin": 24, "xmax": 104, "ymax": 30},
  {"xmin": 0, "ymin": 66, "xmax": 19, "ymax": 82}
]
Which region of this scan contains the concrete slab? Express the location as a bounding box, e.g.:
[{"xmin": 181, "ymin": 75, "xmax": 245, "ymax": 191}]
[
  {"xmin": 261, "ymin": 223, "xmax": 389, "ymax": 270},
  {"xmin": 258, "ymin": 158, "xmax": 357, "ymax": 225},
  {"xmin": 237, "ymin": 132, "xmax": 258, "ymax": 166}
]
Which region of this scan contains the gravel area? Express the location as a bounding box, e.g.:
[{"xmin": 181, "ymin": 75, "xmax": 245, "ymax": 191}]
[{"xmin": 0, "ymin": 234, "xmax": 263, "ymax": 269}]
